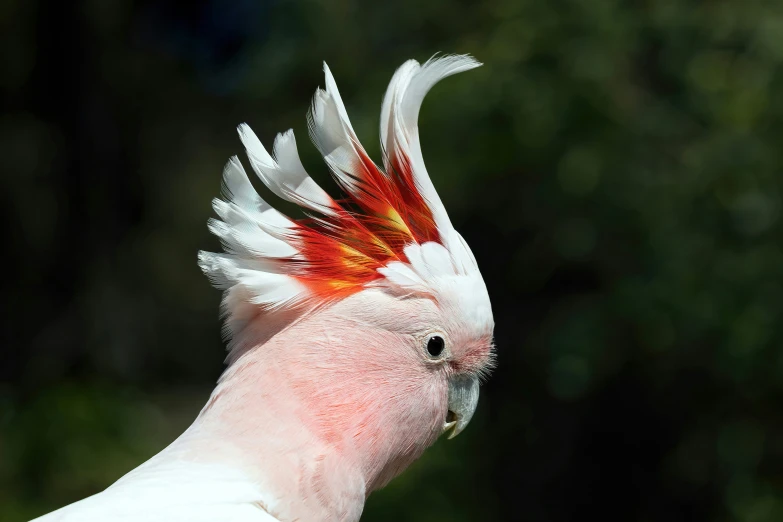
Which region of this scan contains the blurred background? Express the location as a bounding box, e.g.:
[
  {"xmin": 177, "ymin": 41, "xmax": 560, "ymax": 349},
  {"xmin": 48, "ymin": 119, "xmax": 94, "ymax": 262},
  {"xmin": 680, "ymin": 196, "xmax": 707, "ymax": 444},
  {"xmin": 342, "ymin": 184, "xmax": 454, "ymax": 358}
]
[{"xmin": 2, "ymin": 0, "xmax": 783, "ymax": 520}]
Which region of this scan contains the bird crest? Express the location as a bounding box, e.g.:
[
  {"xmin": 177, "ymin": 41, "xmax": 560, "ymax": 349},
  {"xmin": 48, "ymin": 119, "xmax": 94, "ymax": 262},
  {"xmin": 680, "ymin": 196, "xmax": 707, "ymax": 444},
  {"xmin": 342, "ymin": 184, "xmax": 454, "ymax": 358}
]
[{"xmin": 199, "ymin": 55, "xmax": 491, "ymax": 335}]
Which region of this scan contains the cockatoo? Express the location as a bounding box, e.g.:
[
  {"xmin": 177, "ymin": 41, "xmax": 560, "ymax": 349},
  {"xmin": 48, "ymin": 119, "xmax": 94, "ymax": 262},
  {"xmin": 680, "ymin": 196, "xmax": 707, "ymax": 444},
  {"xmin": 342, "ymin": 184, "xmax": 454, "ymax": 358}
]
[{"xmin": 34, "ymin": 54, "xmax": 494, "ymax": 522}]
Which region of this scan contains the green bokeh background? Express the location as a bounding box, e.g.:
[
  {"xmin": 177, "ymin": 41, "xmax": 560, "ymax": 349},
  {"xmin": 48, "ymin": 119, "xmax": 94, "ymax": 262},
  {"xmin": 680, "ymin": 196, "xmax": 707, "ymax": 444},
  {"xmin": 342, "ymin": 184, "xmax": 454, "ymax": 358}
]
[{"xmin": 2, "ymin": 0, "xmax": 783, "ymax": 520}]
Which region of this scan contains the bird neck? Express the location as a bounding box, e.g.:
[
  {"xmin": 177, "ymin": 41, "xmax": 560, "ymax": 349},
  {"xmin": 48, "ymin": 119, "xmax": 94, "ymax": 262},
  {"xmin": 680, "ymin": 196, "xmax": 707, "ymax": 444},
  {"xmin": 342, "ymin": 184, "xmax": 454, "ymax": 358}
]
[
  {"xmin": 155, "ymin": 297, "xmax": 443, "ymax": 521},
  {"xmin": 169, "ymin": 345, "xmax": 368, "ymax": 521}
]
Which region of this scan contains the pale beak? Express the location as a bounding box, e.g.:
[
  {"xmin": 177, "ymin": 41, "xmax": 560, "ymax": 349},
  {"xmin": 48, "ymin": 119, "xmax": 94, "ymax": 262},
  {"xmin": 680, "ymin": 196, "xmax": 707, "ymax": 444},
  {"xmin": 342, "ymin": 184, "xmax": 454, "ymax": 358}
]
[{"xmin": 442, "ymin": 374, "xmax": 480, "ymax": 439}]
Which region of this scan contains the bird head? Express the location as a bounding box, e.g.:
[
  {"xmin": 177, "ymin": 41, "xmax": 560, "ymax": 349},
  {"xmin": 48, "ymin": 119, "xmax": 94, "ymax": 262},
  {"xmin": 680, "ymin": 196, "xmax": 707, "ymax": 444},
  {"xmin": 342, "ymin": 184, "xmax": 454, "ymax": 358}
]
[{"xmin": 199, "ymin": 55, "xmax": 494, "ymax": 493}]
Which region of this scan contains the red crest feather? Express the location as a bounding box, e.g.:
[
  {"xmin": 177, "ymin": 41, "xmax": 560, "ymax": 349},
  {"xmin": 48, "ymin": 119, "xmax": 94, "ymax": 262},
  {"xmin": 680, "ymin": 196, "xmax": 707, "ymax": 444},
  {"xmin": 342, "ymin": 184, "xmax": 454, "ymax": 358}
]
[
  {"xmin": 290, "ymin": 145, "xmax": 440, "ymax": 300},
  {"xmin": 200, "ymin": 54, "xmax": 484, "ymax": 315}
]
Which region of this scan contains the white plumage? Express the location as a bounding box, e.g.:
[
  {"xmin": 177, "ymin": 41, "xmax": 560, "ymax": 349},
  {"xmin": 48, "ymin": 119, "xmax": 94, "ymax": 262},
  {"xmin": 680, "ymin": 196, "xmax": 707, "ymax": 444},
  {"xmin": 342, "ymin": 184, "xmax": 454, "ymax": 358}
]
[
  {"xmin": 34, "ymin": 459, "xmax": 280, "ymax": 522},
  {"xmin": 238, "ymin": 124, "xmax": 338, "ymax": 217}
]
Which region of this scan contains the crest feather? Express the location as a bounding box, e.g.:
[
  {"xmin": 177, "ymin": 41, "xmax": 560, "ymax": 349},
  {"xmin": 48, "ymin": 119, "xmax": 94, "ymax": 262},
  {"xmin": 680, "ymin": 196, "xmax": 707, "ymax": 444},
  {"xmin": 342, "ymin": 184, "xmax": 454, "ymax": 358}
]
[{"xmin": 200, "ymin": 55, "xmax": 488, "ymax": 334}]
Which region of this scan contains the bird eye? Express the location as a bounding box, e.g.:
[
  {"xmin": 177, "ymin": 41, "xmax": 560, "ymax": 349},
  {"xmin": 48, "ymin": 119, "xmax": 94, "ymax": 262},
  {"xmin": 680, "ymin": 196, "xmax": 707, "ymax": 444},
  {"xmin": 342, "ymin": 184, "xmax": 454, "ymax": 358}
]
[{"xmin": 426, "ymin": 335, "xmax": 446, "ymax": 358}]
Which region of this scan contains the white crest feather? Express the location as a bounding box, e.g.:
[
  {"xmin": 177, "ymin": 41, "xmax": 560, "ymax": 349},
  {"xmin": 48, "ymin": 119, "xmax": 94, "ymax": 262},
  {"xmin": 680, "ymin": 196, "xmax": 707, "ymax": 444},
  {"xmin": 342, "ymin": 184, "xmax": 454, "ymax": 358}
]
[
  {"xmin": 380, "ymin": 55, "xmax": 482, "ymax": 270},
  {"xmin": 376, "ymin": 262, "xmax": 429, "ymax": 293},
  {"xmin": 199, "ymin": 252, "xmax": 308, "ymax": 310},
  {"xmin": 307, "ymin": 63, "xmax": 381, "ymax": 199},
  {"xmin": 200, "ymin": 54, "xmax": 493, "ymax": 338},
  {"xmin": 238, "ymin": 124, "xmax": 338, "ymax": 217}
]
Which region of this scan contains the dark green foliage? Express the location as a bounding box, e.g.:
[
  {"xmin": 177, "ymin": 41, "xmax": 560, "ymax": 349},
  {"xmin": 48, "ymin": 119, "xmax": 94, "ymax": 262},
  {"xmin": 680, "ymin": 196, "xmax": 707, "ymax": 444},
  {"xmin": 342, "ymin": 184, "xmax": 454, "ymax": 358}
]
[{"xmin": 2, "ymin": 0, "xmax": 782, "ymax": 520}]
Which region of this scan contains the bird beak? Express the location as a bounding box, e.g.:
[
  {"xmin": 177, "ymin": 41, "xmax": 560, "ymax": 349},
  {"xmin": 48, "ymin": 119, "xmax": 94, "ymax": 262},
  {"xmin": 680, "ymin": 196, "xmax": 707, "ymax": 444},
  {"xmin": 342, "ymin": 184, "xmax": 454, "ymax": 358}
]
[{"xmin": 442, "ymin": 374, "xmax": 479, "ymax": 439}]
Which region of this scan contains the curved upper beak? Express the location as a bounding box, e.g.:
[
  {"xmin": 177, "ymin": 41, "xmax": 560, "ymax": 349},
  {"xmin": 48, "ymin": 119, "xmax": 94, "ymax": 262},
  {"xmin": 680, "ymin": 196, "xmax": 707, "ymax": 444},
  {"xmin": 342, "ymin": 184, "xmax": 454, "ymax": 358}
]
[{"xmin": 442, "ymin": 374, "xmax": 480, "ymax": 439}]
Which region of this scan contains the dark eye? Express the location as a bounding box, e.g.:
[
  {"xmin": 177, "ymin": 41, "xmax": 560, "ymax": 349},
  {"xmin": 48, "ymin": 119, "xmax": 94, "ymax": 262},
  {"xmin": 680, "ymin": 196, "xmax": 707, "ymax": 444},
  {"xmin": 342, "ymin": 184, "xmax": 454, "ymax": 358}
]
[{"xmin": 426, "ymin": 335, "xmax": 445, "ymax": 358}]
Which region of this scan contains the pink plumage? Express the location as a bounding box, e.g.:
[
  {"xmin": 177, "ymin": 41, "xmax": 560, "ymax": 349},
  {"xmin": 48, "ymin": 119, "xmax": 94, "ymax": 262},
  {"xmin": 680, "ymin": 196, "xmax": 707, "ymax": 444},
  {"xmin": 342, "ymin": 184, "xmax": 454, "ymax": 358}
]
[{"xmin": 34, "ymin": 54, "xmax": 495, "ymax": 522}]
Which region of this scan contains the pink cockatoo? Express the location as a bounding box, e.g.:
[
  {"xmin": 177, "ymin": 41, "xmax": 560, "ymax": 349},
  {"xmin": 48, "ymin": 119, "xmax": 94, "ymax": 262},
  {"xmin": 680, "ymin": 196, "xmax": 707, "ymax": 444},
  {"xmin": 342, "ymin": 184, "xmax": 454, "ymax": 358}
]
[{"xmin": 35, "ymin": 55, "xmax": 495, "ymax": 522}]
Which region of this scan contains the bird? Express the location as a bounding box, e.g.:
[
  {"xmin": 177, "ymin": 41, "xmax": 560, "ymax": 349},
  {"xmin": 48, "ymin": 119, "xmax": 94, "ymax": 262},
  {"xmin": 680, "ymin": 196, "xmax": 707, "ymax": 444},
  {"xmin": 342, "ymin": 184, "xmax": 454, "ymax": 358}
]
[{"xmin": 34, "ymin": 54, "xmax": 495, "ymax": 522}]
